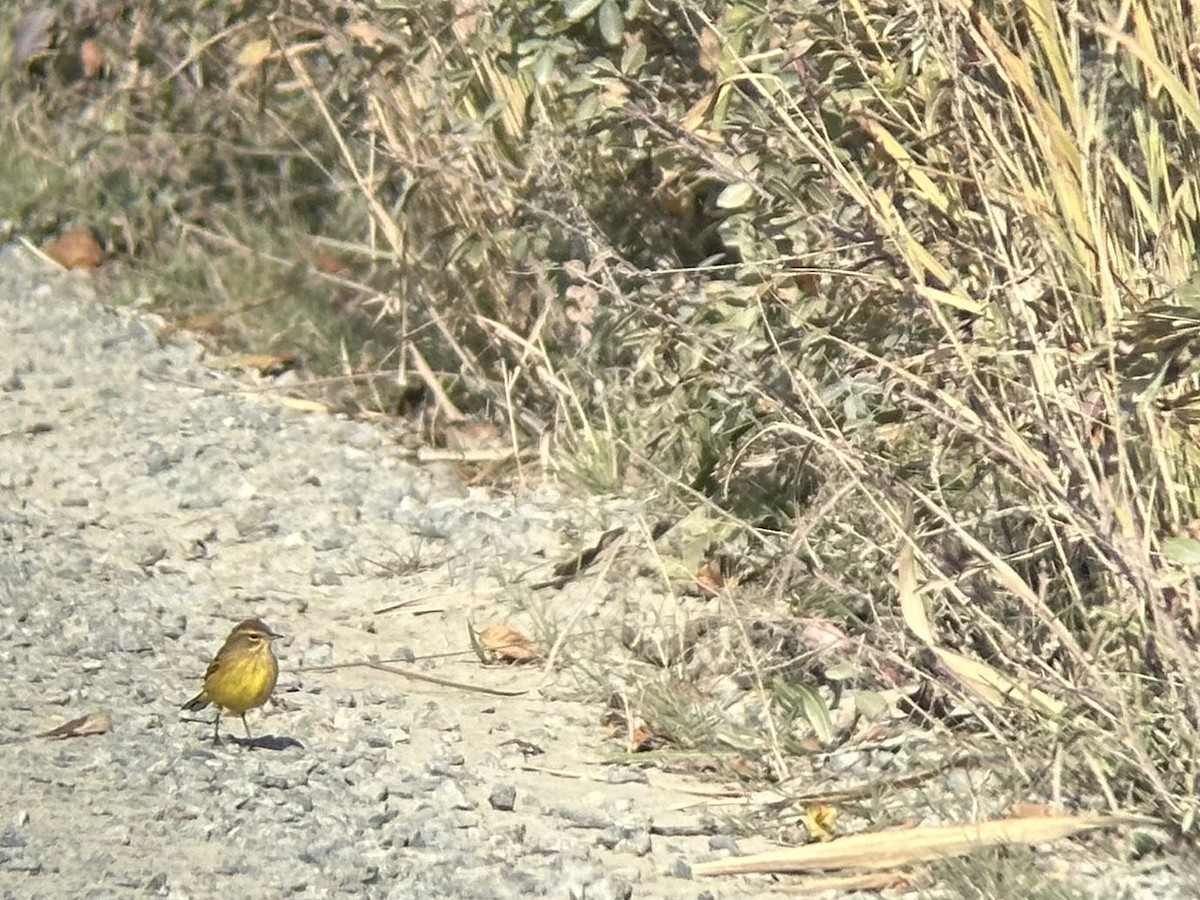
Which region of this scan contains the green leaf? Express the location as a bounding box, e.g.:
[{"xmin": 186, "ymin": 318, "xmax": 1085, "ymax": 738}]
[
  {"xmin": 1162, "ymin": 536, "xmax": 1200, "ymax": 565},
  {"xmin": 716, "ymin": 181, "xmax": 754, "ymax": 209},
  {"xmin": 563, "ymin": 0, "xmax": 605, "ymax": 23},
  {"xmin": 854, "ymin": 691, "xmax": 890, "ymax": 721},
  {"xmin": 774, "ymin": 679, "xmax": 834, "ymax": 744},
  {"xmin": 1177, "ymin": 268, "xmax": 1200, "ymax": 307},
  {"xmin": 823, "ymin": 662, "xmax": 858, "ymax": 681},
  {"xmin": 597, "ymin": 0, "xmax": 624, "ymax": 46},
  {"xmin": 621, "ymin": 40, "xmax": 646, "ymax": 75},
  {"xmin": 534, "ymin": 49, "xmax": 556, "ymax": 85},
  {"xmin": 574, "ymin": 92, "xmax": 600, "ymax": 124}
]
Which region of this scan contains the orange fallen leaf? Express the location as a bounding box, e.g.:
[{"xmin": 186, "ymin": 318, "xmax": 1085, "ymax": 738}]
[
  {"xmin": 38, "ymin": 711, "xmax": 112, "ymax": 739},
  {"xmin": 477, "ymin": 624, "xmax": 539, "ymax": 663},
  {"xmin": 629, "ymin": 724, "xmax": 667, "ymax": 752},
  {"xmin": 43, "ymin": 227, "xmax": 104, "ymax": 269},
  {"xmin": 311, "ymin": 248, "xmax": 350, "ymax": 275},
  {"xmin": 80, "ymin": 38, "xmax": 105, "ymax": 78},
  {"xmin": 694, "ymin": 558, "xmax": 724, "ymax": 593}
]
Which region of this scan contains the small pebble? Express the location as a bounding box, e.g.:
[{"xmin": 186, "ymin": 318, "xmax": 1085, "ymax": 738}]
[{"xmin": 489, "ymin": 784, "xmax": 517, "ymax": 812}]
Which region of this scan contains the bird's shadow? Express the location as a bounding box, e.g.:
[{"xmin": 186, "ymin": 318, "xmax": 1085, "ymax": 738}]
[{"xmin": 224, "ymin": 734, "xmax": 304, "ymax": 752}]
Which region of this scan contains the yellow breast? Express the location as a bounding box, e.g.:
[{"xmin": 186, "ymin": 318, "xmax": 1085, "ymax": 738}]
[{"xmin": 203, "ymin": 652, "xmax": 278, "ymax": 714}]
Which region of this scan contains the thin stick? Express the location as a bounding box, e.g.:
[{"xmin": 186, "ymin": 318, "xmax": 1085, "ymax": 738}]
[{"xmin": 300, "ymin": 660, "xmax": 531, "ymax": 696}]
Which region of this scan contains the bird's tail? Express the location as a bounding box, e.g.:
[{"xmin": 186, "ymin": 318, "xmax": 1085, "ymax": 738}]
[{"xmin": 181, "ymin": 692, "xmax": 210, "ymax": 712}]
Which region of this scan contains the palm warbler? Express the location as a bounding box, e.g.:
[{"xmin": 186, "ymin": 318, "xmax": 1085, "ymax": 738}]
[{"xmin": 182, "ymin": 618, "xmax": 282, "ymax": 743}]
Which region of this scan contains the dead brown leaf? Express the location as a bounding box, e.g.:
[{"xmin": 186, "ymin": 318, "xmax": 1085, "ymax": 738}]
[
  {"xmin": 629, "ymin": 724, "xmax": 667, "ymax": 752},
  {"xmin": 80, "ymin": 38, "xmax": 105, "ymax": 78},
  {"xmin": 37, "ymin": 711, "xmax": 112, "ymax": 739},
  {"xmin": 697, "ymin": 27, "xmax": 722, "ymax": 74},
  {"xmin": 477, "ymin": 624, "xmax": 539, "ymax": 663},
  {"xmin": 694, "ymin": 558, "xmax": 724, "ymax": 593},
  {"xmin": 311, "ymin": 248, "xmax": 350, "ymax": 276},
  {"xmin": 43, "ymin": 227, "xmax": 104, "ymax": 269}
]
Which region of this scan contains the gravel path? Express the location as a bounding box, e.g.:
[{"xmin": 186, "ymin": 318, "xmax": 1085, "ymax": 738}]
[{"xmin": 0, "ymin": 246, "xmax": 749, "ymax": 898}]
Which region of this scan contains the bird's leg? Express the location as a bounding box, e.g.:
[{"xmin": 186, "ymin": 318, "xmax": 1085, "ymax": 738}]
[
  {"xmin": 241, "ymin": 713, "xmax": 253, "ymax": 742},
  {"xmin": 211, "ymin": 712, "xmax": 222, "ymax": 745}
]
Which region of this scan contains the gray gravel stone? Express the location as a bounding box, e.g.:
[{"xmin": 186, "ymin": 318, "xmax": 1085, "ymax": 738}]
[
  {"xmin": 618, "ymin": 828, "xmax": 653, "ymax": 857},
  {"xmin": 665, "ymin": 858, "xmax": 693, "ymax": 879},
  {"xmin": 489, "ymin": 783, "xmax": 518, "ymax": 812},
  {"xmin": 605, "ymin": 766, "xmax": 650, "ymax": 785},
  {"xmin": 544, "ymin": 805, "xmax": 614, "ymax": 830},
  {"xmin": 301, "ymin": 641, "xmax": 334, "ymax": 667},
  {"xmin": 707, "ymin": 834, "xmax": 739, "ymax": 853}
]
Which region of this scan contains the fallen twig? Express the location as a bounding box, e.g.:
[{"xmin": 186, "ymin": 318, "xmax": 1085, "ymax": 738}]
[{"xmin": 299, "ymin": 659, "xmax": 532, "ymax": 696}]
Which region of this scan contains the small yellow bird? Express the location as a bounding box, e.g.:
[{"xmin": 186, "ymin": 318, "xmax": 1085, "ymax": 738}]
[{"xmin": 182, "ymin": 618, "xmax": 282, "ymax": 744}]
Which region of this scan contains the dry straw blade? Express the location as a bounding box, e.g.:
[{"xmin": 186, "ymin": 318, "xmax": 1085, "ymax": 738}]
[{"xmin": 692, "ymin": 813, "xmax": 1146, "ymax": 876}]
